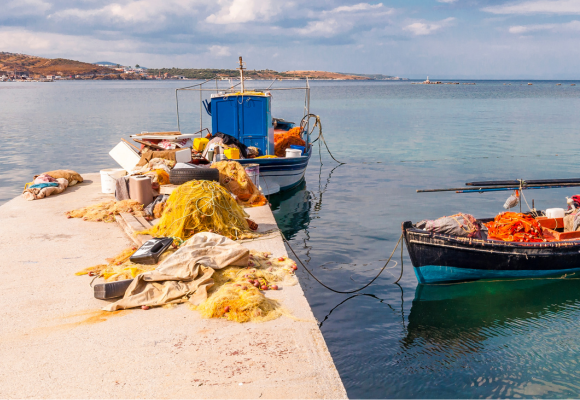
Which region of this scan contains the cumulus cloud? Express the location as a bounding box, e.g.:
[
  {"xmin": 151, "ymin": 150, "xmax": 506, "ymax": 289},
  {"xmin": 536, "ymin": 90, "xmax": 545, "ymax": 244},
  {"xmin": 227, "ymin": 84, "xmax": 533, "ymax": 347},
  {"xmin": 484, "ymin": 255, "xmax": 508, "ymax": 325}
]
[
  {"xmin": 509, "ymin": 20, "xmax": 580, "ymax": 33},
  {"xmin": 206, "ymin": 0, "xmax": 282, "ymax": 24},
  {"xmin": 208, "ymin": 45, "xmax": 231, "ymax": 57},
  {"xmin": 437, "ymin": 0, "xmax": 458, "ymax": 3},
  {"xmin": 296, "ymin": 2, "xmax": 394, "ymax": 37},
  {"xmin": 483, "ymin": 0, "xmax": 580, "ymax": 15},
  {"xmin": 48, "ymin": 0, "xmax": 201, "ymax": 24},
  {"xmin": 404, "ymin": 17, "xmax": 455, "ymax": 35}
]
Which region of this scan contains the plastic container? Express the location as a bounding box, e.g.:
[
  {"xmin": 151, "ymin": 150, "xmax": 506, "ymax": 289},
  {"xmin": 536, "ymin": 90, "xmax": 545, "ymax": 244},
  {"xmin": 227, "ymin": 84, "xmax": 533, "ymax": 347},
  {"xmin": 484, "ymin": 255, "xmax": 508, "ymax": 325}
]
[
  {"xmin": 285, "ymin": 148, "xmax": 302, "ymax": 158},
  {"xmin": 244, "ymin": 163, "xmax": 260, "ymax": 187},
  {"xmin": 130, "ymin": 237, "xmax": 174, "ymax": 265},
  {"xmin": 194, "ymin": 137, "xmax": 209, "ymax": 152},
  {"xmin": 129, "ymin": 175, "xmax": 153, "ymax": 206},
  {"xmin": 109, "ymin": 141, "xmax": 141, "ymax": 172},
  {"xmin": 289, "ymin": 145, "xmax": 305, "ymax": 155},
  {"xmin": 546, "ymin": 208, "xmax": 565, "ymax": 219},
  {"xmin": 100, "ymin": 168, "xmax": 126, "ymax": 194},
  {"xmin": 224, "ymin": 148, "xmax": 240, "ymax": 159},
  {"xmin": 94, "ymin": 279, "xmax": 133, "ymax": 300}
]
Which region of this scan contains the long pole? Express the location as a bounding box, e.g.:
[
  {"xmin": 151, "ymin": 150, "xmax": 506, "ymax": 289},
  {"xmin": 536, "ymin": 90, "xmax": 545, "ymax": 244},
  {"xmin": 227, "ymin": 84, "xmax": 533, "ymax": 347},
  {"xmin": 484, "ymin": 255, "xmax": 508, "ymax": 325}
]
[
  {"xmin": 418, "ymin": 182, "xmax": 580, "ymax": 193},
  {"xmin": 238, "ymin": 56, "xmax": 245, "ymax": 93},
  {"xmin": 467, "ymin": 178, "xmax": 580, "ymax": 186}
]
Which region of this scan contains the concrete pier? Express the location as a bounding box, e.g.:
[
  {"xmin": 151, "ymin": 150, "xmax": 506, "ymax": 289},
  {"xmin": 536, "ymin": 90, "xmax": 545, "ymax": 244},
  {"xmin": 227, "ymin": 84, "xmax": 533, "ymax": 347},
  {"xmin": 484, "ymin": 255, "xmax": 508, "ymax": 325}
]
[{"xmin": 0, "ymin": 173, "xmax": 346, "ymax": 398}]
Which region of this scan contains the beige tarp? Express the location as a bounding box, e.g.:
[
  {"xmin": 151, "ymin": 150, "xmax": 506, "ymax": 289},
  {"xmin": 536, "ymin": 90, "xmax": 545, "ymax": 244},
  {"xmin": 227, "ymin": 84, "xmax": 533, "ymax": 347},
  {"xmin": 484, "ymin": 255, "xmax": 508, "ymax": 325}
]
[{"xmin": 103, "ymin": 232, "xmax": 249, "ymax": 311}]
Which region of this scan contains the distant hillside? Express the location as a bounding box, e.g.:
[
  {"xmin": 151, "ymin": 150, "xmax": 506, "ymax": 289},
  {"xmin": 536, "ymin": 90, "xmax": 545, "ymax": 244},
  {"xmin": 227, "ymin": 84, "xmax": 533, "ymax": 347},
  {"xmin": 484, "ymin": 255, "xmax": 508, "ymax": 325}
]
[
  {"xmin": 147, "ymin": 68, "xmax": 379, "ymax": 80},
  {"xmin": 93, "ymin": 61, "xmax": 119, "ymax": 66},
  {"xmin": 283, "ymin": 70, "xmax": 370, "ymax": 80},
  {"xmin": 343, "ymin": 73, "xmax": 408, "ymax": 81},
  {"xmin": 147, "ymin": 67, "xmax": 287, "ymax": 80},
  {"xmin": 0, "ymin": 52, "xmax": 116, "ymax": 76}
]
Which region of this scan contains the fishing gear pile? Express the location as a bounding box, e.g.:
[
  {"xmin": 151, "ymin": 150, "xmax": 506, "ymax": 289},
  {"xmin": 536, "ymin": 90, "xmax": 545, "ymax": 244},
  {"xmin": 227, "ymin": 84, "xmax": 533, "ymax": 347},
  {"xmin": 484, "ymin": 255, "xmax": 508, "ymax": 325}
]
[
  {"xmin": 210, "ymin": 161, "xmax": 267, "ymax": 207},
  {"xmin": 194, "ymin": 251, "xmax": 298, "ymax": 323},
  {"xmin": 67, "ymin": 199, "xmax": 145, "ymax": 222},
  {"xmin": 416, "ymin": 213, "xmax": 481, "ymax": 238},
  {"xmin": 274, "ymin": 127, "xmax": 306, "ymax": 157},
  {"xmin": 139, "ymin": 180, "xmax": 256, "ymax": 241},
  {"xmin": 485, "ymin": 212, "xmax": 545, "ymax": 242}
]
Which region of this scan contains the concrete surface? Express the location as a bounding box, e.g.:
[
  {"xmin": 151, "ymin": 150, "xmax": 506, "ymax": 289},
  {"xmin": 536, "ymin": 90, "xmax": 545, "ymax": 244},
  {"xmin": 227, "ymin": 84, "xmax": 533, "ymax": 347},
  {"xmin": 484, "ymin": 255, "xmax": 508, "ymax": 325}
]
[{"xmin": 0, "ymin": 173, "xmax": 347, "ymax": 399}]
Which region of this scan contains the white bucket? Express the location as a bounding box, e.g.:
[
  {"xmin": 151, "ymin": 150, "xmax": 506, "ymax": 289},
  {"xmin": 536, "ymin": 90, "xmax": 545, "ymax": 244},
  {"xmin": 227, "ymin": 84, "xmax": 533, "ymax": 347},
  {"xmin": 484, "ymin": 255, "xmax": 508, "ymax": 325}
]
[
  {"xmin": 244, "ymin": 163, "xmax": 260, "ymax": 188},
  {"xmin": 100, "ymin": 168, "xmax": 127, "ymax": 194},
  {"xmin": 285, "ymin": 148, "xmax": 302, "ymax": 158},
  {"xmin": 546, "ymin": 208, "xmax": 565, "ymax": 219}
]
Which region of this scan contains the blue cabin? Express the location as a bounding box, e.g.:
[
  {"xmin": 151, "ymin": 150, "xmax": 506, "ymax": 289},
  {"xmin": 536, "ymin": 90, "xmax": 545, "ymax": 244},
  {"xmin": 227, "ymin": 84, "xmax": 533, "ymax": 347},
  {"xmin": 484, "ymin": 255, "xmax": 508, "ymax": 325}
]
[{"xmin": 210, "ymin": 93, "xmax": 275, "ymax": 156}]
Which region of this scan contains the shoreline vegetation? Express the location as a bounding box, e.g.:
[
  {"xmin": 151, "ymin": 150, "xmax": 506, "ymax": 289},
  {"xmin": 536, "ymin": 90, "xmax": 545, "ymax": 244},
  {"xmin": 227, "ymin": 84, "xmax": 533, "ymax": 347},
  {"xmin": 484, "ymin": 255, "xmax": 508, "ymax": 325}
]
[{"xmin": 0, "ymin": 52, "xmax": 407, "ymax": 81}]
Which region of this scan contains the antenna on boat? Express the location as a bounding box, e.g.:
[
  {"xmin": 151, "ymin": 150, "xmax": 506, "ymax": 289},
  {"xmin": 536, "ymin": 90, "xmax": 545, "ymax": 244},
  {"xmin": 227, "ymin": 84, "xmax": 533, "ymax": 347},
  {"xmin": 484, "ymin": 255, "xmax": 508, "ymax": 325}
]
[{"xmin": 238, "ymin": 56, "xmax": 245, "ymax": 93}]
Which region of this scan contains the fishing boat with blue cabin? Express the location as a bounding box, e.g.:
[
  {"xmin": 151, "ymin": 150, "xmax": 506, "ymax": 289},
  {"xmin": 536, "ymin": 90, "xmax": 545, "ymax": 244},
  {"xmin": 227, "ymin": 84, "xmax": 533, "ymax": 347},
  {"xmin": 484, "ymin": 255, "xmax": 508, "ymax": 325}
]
[{"xmin": 174, "ymin": 57, "xmax": 316, "ymax": 195}]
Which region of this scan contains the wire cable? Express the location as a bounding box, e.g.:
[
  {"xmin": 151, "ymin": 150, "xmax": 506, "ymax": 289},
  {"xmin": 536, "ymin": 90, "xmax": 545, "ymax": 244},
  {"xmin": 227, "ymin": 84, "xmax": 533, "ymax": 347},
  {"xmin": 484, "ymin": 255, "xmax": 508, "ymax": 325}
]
[{"xmin": 282, "ymin": 232, "xmax": 404, "ymax": 294}]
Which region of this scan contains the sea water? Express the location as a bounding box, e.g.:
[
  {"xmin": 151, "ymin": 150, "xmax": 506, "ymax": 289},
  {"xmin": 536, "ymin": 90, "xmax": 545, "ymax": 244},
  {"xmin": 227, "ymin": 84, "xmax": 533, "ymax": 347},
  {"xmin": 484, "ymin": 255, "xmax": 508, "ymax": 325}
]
[{"xmin": 2, "ymin": 80, "xmax": 580, "ymax": 398}]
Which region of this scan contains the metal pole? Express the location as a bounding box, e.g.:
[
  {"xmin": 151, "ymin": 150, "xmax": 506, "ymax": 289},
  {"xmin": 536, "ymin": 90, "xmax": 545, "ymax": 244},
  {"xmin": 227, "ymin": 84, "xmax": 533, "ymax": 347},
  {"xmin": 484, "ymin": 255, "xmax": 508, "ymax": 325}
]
[
  {"xmin": 175, "ymin": 89, "xmax": 181, "ymax": 132},
  {"xmin": 200, "ymin": 82, "xmax": 203, "ymax": 131},
  {"xmin": 306, "ymin": 77, "xmax": 311, "ymax": 138}
]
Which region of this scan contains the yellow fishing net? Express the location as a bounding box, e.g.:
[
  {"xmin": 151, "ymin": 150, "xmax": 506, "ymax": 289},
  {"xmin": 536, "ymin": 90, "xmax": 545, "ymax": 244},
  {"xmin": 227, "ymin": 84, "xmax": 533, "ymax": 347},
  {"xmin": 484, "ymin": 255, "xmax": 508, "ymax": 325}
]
[
  {"xmin": 67, "ymin": 200, "xmax": 145, "ymax": 222},
  {"xmin": 210, "ymin": 161, "xmax": 267, "ymax": 208},
  {"xmin": 139, "ymin": 180, "xmax": 255, "ymax": 241},
  {"xmin": 193, "ymin": 251, "xmax": 298, "ymax": 323},
  {"xmin": 76, "ymin": 246, "xmax": 176, "ymax": 281},
  {"xmin": 79, "ymin": 247, "xmax": 298, "ymax": 323}
]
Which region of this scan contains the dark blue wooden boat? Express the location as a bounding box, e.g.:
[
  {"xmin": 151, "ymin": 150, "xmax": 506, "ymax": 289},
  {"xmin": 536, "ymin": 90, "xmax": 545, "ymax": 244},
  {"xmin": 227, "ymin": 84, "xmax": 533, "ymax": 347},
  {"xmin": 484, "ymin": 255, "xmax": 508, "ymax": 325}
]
[{"xmin": 402, "ymin": 220, "xmax": 580, "ymax": 284}]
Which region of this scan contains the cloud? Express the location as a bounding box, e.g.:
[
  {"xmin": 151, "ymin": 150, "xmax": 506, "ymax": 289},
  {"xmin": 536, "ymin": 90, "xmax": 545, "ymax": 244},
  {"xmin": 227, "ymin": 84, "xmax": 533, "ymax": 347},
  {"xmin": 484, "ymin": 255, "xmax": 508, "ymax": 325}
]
[
  {"xmin": 5, "ymin": 0, "xmax": 51, "ymax": 16},
  {"xmin": 483, "ymin": 0, "xmax": 580, "ymax": 15},
  {"xmin": 329, "ymin": 3, "xmax": 390, "ymax": 13},
  {"xmin": 48, "ymin": 0, "xmax": 202, "ymax": 24},
  {"xmin": 206, "ymin": 0, "xmax": 282, "ymax": 24},
  {"xmin": 295, "ymin": 2, "xmax": 395, "ymax": 38},
  {"xmin": 208, "ymin": 45, "xmax": 231, "ymax": 57},
  {"xmin": 403, "ymin": 17, "xmax": 455, "ymax": 35},
  {"xmin": 509, "ymin": 20, "xmax": 580, "ymax": 33},
  {"xmin": 437, "ymin": 0, "xmax": 458, "ymax": 3}
]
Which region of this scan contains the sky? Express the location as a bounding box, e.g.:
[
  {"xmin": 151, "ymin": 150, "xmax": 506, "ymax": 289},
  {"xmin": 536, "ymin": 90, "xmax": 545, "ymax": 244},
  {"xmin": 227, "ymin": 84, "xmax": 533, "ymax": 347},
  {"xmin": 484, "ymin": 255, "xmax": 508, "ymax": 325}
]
[{"xmin": 1, "ymin": 0, "xmax": 580, "ymax": 79}]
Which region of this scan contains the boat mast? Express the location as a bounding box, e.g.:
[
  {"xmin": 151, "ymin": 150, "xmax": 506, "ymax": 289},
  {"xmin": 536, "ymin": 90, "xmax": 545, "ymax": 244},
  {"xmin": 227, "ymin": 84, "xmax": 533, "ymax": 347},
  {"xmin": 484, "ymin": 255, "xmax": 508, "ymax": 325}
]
[{"xmin": 238, "ymin": 56, "xmax": 245, "ymax": 93}]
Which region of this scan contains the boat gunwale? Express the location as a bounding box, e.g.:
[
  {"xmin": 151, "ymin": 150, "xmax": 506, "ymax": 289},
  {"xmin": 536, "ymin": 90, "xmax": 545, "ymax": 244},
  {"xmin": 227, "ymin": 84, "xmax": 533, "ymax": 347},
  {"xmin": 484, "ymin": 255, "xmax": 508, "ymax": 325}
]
[{"xmin": 402, "ymin": 220, "xmax": 580, "ymax": 250}]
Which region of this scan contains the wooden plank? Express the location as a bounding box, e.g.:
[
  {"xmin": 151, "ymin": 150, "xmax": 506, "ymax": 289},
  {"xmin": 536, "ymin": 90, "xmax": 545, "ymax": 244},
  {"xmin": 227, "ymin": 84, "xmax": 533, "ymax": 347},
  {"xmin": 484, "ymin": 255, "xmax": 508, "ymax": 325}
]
[
  {"xmin": 116, "ymin": 213, "xmax": 153, "ymax": 247},
  {"xmin": 121, "ymin": 138, "xmax": 141, "ymax": 154},
  {"xmin": 160, "ymin": 185, "xmax": 179, "ymax": 195},
  {"xmin": 134, "ymin": 215, "xmax": 153, "ymax": 229},
  {"xmin": 132, "ymin": 138, "xmax": 165, "ymax": 151},
  {"xmin": 115, "ymin": 214, "xmax": 141, "ymax": 246}
]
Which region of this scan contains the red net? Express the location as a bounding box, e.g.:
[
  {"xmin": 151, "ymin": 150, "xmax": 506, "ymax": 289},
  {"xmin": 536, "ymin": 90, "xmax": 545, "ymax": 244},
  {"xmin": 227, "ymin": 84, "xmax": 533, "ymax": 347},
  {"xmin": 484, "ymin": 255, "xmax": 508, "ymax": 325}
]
[{"xmin": 485, "ymin": 212, "xmax": 546, "ymax": 242}]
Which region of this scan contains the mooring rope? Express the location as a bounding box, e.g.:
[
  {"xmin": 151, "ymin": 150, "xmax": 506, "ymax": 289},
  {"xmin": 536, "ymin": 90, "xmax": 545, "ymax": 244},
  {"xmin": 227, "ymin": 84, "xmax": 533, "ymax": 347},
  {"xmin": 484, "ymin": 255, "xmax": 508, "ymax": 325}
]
[
  {"xmin": 282, "ymin": 232, "xmax": 404, "ymax": 294},
  {"xmin": 300, "ymin": 113, "xmax": 345, "ymax": 164}
]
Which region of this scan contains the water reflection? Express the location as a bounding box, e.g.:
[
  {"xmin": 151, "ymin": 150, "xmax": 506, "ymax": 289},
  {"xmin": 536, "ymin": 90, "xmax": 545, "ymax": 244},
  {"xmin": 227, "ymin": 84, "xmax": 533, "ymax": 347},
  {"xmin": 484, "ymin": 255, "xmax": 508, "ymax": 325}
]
[
  {"xmin": 269, "ymin": 180, "xmax": 312, "ymax": 240},
  {"xmin": 406, "ymin": 278, "xmax": 580, "ymax": 342}
]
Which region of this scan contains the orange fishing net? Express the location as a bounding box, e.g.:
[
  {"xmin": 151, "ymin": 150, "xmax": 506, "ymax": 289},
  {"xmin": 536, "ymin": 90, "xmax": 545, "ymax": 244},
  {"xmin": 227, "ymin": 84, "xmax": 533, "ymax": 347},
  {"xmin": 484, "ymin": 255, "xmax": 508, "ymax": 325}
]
[
  {"xmin": 274, "ymin": 127, "xmax": 306, "ymax": 157},
  {"xmin": 211, "ymin": 161, "xmax": 267, "ymax": 207},
  {"xmin": 485, "ymin": 212, "xmax": 546, "ymax": 242}
]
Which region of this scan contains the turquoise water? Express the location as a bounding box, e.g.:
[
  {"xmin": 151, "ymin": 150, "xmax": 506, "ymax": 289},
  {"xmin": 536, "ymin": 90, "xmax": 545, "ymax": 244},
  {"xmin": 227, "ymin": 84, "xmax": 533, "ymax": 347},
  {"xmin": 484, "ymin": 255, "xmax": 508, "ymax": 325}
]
[{"xmin": 3, "ymin": 80, "xmax": 580, "ymax": 398}]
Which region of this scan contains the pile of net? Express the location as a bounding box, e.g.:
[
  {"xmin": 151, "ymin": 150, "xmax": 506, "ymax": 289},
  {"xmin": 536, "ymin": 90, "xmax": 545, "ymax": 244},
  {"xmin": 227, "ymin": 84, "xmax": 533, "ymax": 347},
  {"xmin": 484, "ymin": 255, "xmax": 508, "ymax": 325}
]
[
  {"xmin": 139, "ymin": 180, "xmax": 256, "ymax": 241},
  {"xmin": 416, "ymin": 213, "xmax": 481, "ymax": 238},
  {"xmin": 67, "ymin": 200, "xmax": 145, "ymax": 222},
  {"xmin": 75, "ymin": 246, "xmax": 177, "ymax": 281},
  {"xmin": 274, "ymin": 127, "xmax": 306, "ymax": 157},
  {"xmin": 193, "ymin": 252, "xmax": 298, "ymax": 323},
  {"xmin": 210, "ymin": 161, "xmax": 267, "ymax": 207},
  {"xmin": 485, "ymin": 212, "xmax": 546, "ymax": 242}
]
